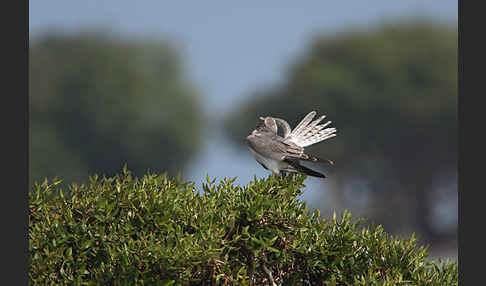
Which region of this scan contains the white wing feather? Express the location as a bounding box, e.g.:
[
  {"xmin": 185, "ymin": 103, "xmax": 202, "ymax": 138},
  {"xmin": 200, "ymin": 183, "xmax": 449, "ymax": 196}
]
[
  {"xmin": 286, "ymin": 111, "xmax": 337, "ymax": 147},
  {"xmin": 289, "ymin": 111, "xmax": 316, "ymax": 138}
]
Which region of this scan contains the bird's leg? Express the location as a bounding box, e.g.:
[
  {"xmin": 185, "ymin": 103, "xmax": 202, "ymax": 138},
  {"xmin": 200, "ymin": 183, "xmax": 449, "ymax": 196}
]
[{"xmin": 270, "ymin": 172, "xmax": 275, "ymax": 185}]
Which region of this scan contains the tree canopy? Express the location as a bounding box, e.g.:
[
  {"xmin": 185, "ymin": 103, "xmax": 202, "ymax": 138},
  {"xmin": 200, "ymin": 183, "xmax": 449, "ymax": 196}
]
[
  {"xmin": 29, "ymin": 171, "xmax": 457, "ymax": 285},
  {"xmin": 29, "ymin": 30, "xmax": 205, "ymax": 186}
]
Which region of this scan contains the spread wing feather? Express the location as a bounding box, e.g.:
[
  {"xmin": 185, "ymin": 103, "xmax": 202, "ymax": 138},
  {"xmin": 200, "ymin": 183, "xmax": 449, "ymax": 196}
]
[
  {"xmin": 289, "ymin": 111, "xmax": 316, "ymax": 138},
  {"xmin": 286, "ymin": 111, "xmax": 337, "ymax": 147}
]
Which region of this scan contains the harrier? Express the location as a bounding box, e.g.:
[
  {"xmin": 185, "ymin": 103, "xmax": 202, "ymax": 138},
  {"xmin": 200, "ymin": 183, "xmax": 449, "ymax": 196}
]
[{"xmin": 246, "ymin": 111, "xmax": 337, "ymax": 178}]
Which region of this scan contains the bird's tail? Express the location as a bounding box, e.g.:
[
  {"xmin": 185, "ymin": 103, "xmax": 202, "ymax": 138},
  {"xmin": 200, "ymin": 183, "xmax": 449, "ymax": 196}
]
[
  {"xmin": 284, "ymin": 159, "xmax": 326, "ymax": 178},
  {"xmin": 300, "ymin": 153, "xmax": 334, "ymax": 165}
]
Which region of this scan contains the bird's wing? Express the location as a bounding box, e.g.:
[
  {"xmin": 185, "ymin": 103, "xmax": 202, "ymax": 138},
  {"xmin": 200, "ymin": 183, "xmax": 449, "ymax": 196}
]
[
  {"xmin": 247, "ymin": 132, "xmax": 290, "ymax": 160},
  {"xmin": 268, "ymin": 137, "xmax": 305, "ymax": 160},
  {"xmin": 248, "ymin": 131, "xmax": 304, "ymax": 160},
  {"xmin": 262, "ymin": 117, "xmax": 278, "ymax": 134},
  {"xmin": 271, "ymin": 136, "xmax": 331, "ymax": 163},
  {"xmin": 273, "ymin": 118, "xmax": 292, "ymax": 138},
  {"xmin": 288, "ymin": 111, "xmax": 316, "ymax": 138},
  {"xmin": 286, "ymin": 111, "xmax": 337, "ymax": 147},
  {"xmin": 278, "ymin": 142, "xmax": 333, "ymax": 164},
  {"xmin": 249, "ymin": 129, "xmax": 329, "ymax": 162}
]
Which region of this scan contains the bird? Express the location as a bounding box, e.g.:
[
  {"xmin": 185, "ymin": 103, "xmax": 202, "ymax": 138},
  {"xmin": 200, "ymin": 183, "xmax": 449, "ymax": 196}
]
[{"xmin": 246, "ymin": 111, "xmax": 337, "ymax": 178}]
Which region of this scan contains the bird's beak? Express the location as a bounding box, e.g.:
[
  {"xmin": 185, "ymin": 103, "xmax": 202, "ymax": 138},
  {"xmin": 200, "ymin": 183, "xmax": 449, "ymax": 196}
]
[
  {"xmin": 326, "ymin": 160, "xmax": 334, "ymax": 165},
  {"xmin": 259, "ymin": 116, "xmax": 265, "ymax": 121}
]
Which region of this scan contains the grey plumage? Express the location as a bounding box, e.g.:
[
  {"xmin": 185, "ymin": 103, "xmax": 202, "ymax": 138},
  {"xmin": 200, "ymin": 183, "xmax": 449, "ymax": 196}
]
[{"xmin": 247, "ymin": 111, "xmax": 337, "ymax": 178}]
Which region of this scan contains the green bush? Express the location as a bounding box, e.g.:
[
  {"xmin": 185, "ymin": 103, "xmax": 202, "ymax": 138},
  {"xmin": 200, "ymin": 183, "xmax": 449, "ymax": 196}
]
[{"xmin": 29, "ymin": 169, "xmax": 457, "ymax": 285}]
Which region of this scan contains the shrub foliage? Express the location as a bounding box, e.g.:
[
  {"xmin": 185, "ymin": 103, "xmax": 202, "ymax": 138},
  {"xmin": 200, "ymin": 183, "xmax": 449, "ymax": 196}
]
[{"xmin": 29, "ymin": 169, "xmax": 457, "ymax": 285}]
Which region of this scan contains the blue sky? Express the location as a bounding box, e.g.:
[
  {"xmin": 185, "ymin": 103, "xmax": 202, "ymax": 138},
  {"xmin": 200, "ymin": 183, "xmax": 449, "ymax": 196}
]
[
  {"xmin": 29, "ymin": 0, "xmax": 457, "ymax": 206},
  {"xmin": 29, "ymin": 1, "xmax": 457, "ymax": 113}
]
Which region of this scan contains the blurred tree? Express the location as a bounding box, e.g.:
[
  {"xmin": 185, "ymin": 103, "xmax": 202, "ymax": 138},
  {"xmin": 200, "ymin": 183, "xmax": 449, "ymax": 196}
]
[
  {"xmin": 224, "ymin": 20, "xmax": 457, "ymax": 247},
  {"xmin": 29, "ymin": 30, "xmax": 205, "ymax": 186}
]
